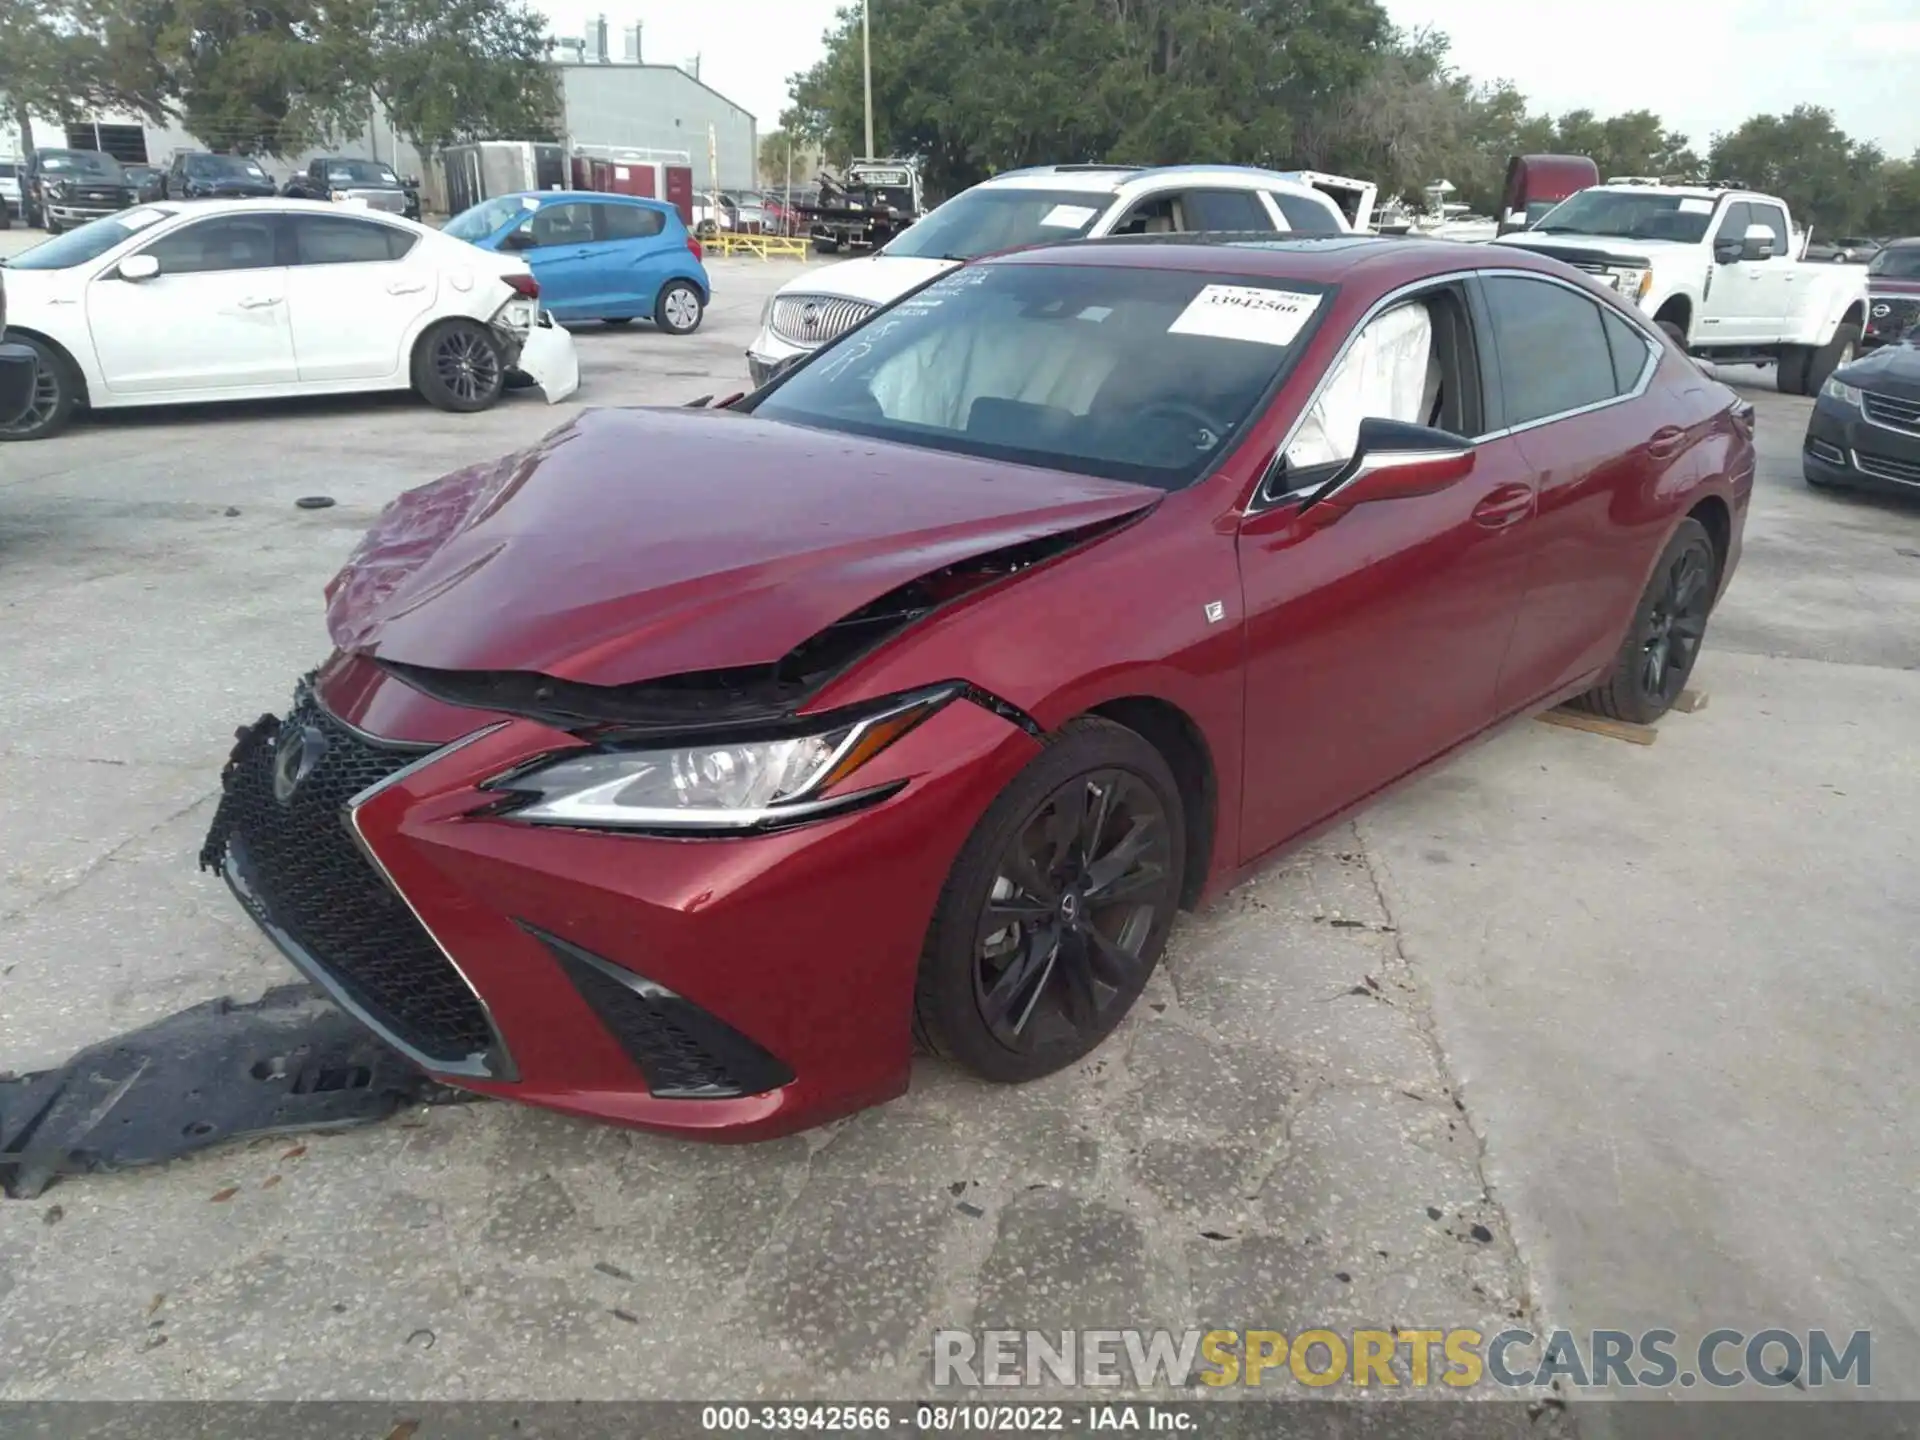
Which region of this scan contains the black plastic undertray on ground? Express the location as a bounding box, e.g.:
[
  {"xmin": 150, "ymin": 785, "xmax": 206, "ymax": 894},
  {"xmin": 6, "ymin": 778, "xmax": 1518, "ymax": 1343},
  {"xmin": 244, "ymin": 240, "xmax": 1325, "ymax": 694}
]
[{"xmin": 0, "ymin": 983, "xmax": 474, "ymax": 1199}]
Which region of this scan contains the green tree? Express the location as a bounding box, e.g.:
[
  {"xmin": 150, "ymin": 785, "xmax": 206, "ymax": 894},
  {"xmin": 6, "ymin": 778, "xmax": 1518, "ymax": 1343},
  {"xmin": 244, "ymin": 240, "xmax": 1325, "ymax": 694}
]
[
  {"xmin": 783, "ymin": 0, "xmax": 1395, "ymax": 201},
  {"xmin": 0, "ymin": 0, "xmax": 168, "ymax": 155},
  {"xmin": 362, "ymin": 0, "xmax": 559, "ymax": 163},
  {"xmin": 1709, "ymin": 106, "xmax": 1882, "ymax": 234}
]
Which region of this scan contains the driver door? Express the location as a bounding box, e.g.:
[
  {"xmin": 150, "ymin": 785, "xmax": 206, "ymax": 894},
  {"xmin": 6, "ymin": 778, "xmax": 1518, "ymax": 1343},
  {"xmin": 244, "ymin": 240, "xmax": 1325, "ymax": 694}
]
[
  {"xmin": 86, "ymin": 213, "xmax": 298, "ymax": 394},
  {"xmin": 511, "ymin": 201, "xmax": 598, "ymax": 317},
  {"xmin": 1234, "ymin": 281, "xmax": 1538, "ymax": 863}
]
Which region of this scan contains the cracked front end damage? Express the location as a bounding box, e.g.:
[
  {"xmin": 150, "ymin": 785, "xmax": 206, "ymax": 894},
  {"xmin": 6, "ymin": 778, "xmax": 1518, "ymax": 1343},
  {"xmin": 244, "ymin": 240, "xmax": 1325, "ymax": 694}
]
[
  {"xmin": 199, "ymin": 407, "xmax": 1164, "ymax": 1137},
  {"xmin": 202, "ymin": 669, "xmax": 1043, "ymax": 1138}
]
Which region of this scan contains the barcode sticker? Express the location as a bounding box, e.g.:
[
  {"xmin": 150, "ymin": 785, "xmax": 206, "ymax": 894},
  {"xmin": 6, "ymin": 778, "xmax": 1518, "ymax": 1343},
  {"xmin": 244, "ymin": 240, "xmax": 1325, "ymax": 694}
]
[{"xmin": 1168, "ymin": 285, "xmax": 1322, "ymax": 346}]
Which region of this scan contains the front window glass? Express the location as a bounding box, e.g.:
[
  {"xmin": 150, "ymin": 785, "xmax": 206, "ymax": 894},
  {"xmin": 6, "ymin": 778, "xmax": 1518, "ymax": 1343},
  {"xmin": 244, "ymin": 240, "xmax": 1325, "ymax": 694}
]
[
  {"xmin": 882, "ymin": 187, "xmax": 1109, "ymax": 261},
  {"xmin": 444, "ymin": 196, "xmax": 526, "ymax": 241},
  {"xmin": 1868, "ymin": 247, "xmax": 1920, "ymax": 279},
  {"xmin": 752, "ymin": 261, "xmax": 1330, "ymax": 489},
  {"xmin": 189, "ymin": 154, "xmax": 270, "ymax": 180},
  {"xmin": 324, "ymin": 160, "xmax": 399, "ymax": 185},
  {"xmin": 4, "ymin": 208, "xmax": 172, "ymax": 269},
  {"xmin": 40, "ymin": 151, "xmax": 123, "ymax": 179},
  {"xmin": 1532, "ymin": 190, "xmax": 1716, "ymax": 244}
]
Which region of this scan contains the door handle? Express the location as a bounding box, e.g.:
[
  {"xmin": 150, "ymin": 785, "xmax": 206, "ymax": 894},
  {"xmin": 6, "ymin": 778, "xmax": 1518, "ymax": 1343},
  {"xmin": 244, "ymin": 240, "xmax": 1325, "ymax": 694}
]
[
  {"xmin": 1471, "ymin": 483, "xmax": 1533, "ymax": 529},
  {"xmin": 1648, "ymin": 425, "xmax": 1686, "ymax": 461},
  {"xmin": 386, "ymin": 280, "xmax": 426, "ymax": 295},
  {"xmin": 237, "ymin": 296, "xmax": 282, "ymax": 309}
]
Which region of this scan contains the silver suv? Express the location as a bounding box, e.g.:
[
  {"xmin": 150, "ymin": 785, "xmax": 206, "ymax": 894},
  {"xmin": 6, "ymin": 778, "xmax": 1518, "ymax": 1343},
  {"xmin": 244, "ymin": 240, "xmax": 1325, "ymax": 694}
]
[{"xmin": 745, "ymin": 164, "xmax": 1376, "ymax": 386}]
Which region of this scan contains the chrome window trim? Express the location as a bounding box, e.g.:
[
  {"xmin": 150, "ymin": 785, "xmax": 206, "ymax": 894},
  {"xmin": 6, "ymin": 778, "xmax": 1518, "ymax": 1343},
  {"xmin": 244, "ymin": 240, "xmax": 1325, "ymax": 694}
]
[{"xmin": 1254, "ymin": 266, "xmax": 1661, "ymax": 508}]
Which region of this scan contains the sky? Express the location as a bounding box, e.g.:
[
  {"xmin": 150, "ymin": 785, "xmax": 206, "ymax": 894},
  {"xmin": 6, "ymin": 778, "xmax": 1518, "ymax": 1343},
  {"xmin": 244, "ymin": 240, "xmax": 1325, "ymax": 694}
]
[{"xmin": 533, "ymin": 0, "xmax": 1920, "ymax": 159}]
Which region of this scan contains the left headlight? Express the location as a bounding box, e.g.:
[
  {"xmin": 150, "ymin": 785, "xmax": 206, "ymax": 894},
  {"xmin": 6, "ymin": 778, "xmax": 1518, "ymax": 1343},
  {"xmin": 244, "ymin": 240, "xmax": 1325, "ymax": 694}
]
[
  {"xmin": 1610, "ymin": 267, "xmax": 1650, "ymax": 300},
  {"xmin": 1821, "ymin": 376, "xmax": 1862, "ymax": 407},
  {"xmin": 486, "ymin": 686, "xmax": 958, "ymax": 832}
]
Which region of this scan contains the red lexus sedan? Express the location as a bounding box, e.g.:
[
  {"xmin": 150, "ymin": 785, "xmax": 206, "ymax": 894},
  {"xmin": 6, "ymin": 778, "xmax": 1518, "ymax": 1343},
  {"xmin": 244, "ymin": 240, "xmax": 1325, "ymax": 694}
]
[{"xmin": 201, "ymin": 235, "xmax": 1754, "ymax": 1140}]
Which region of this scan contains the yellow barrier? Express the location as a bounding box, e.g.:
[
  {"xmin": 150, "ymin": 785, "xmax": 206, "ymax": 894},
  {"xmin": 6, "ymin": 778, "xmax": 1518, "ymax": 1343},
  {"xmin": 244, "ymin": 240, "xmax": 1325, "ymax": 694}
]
[{"xmin": 707, "ymin": 233, "xmax": 811, "ymax": 260}]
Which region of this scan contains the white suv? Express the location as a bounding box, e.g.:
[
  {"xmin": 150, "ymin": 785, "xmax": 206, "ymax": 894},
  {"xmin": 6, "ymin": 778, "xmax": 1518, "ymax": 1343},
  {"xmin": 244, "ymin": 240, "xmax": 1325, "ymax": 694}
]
[{"xmin": 744, "ymin": 164, "xmax": 1373, "ymax": 386}]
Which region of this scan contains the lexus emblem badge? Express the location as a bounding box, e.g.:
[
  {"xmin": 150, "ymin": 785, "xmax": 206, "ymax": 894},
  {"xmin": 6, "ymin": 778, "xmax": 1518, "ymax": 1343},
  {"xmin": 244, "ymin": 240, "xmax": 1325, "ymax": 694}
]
[{"xmin": 272, "ymin": 724, "xmax": 328, "ymax": 804}]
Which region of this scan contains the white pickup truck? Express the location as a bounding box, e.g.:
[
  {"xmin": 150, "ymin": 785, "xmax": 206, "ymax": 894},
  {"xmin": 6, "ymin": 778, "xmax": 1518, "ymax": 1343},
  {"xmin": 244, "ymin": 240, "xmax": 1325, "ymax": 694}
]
[{"xmin": 1490, "ymin": 180, "xmax": 1868, "ymax": 395}]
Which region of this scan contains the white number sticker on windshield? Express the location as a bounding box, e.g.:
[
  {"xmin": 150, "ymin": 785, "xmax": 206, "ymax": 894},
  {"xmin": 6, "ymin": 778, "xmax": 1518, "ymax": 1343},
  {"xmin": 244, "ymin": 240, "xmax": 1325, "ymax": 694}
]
[
  {"xmin": 1168, "ymin": 285, "xmax": 1322, "ymax": 346},
  {"xmin": 1678, "ymin": 198, "xmax": 1713, "ymax": 215},
  {"xmin": 1040, "ymin": 204, "xmax": 1098, "ymax": 229}
]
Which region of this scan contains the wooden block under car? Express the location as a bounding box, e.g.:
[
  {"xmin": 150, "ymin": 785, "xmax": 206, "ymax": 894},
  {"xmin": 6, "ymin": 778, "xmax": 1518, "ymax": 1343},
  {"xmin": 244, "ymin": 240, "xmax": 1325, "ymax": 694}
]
[
  {"xmin": 1673, "ymin": 689, "xmax": 1710, "ymax": 714},
  {"xmin": 1536, "ymin": 708, "xmax": 1660, "ymax": 746}
]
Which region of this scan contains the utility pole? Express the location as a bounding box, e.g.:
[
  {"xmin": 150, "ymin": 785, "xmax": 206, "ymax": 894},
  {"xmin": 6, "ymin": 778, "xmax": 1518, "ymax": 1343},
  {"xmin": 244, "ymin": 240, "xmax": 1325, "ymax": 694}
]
[{"xmin": 862, "ymin": 0, "xmax": 874, "ymax": 158}]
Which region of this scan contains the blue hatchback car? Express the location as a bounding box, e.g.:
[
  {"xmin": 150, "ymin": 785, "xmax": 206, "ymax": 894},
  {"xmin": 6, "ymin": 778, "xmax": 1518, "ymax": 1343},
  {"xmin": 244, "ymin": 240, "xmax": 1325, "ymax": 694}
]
[{"xmin": 445, "ymin": 192, "xmax": 711, "ymax": 334}]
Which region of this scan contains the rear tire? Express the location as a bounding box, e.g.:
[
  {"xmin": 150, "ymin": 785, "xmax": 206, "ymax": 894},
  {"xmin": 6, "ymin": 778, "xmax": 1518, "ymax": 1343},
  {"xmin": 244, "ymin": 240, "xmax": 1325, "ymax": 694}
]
[
  {"xmin": 411, "ymin": 319, "xmax": 506, "ymax": 413},
  {"xmin": 812, "ymin": 237, "xmax": 840, "ymax": 255},
  {"xmin": 1575, "ymin": 518, "xmax": 1717, "ymax": 724},
  {"xmin": 654, "ymin": 280, "xmax": 704, "ymax": 336},
  {"xmin": 1804, "ymin": 323, "xmax": 1860, "ymax": 396},
  {"xmin": 913, "ymin": 717, "xmax": 1186, "ymax": 1084},
  {"xmin": 1776, "ymin": 346, "xmax": 1813, "ymax": 395},
  {"xmin": 0, "ymin": 336, "xmax": 82, "ymax": 442}
]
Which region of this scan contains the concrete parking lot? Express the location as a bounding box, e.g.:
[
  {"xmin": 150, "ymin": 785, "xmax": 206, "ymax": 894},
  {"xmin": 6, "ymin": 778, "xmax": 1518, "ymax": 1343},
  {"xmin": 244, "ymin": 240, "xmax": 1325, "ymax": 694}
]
[{"xmin": 1, "ymin": 227, "xmax": 1916, "ymax": 1419}]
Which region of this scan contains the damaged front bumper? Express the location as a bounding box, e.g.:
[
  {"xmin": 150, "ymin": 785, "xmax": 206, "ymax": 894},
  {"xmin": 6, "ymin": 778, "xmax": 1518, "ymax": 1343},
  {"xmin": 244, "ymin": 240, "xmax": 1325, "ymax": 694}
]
[
  {"xmin": 198, "ymin": 669, "xmax": 1042, "ymax": 1140},
  {"xmin": 498, "ymin": 309, "xmax": 579, "ymax": 404}
]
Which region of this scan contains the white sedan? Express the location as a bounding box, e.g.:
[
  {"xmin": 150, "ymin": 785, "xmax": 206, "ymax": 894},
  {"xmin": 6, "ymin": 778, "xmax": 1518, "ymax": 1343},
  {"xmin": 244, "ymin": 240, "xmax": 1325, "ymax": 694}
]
[{"xmin": 0, "ymin": 198, "xmax": 579, "ymax": 441}]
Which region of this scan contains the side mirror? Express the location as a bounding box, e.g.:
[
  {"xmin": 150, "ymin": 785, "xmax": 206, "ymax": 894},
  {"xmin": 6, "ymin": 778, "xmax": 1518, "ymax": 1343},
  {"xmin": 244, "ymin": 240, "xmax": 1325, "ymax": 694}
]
[
  {"xmin": 1294, "ymin": 418, "xmax": 1476, "ymax": 529},
  {"xmin": 118, "ymin": 254, "xmax": 161, "ymax": 282},
  {"xmin": 501, "ymin": 227, "xmax": 538, "ymax": 251},
  {"xmin": 1740, "ymin": 223, "xmax": 1775, "ymax": 261},
  {"xmin": 1713, "ymin": 238, "xmax": 1742, "ymax": 265}
]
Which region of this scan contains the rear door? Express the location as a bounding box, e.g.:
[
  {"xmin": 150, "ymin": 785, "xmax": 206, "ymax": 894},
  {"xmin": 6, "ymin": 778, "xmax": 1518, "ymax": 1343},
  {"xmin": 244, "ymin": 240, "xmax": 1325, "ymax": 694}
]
[
  {"xmin": 87, "ymin": 212, "xmax": 296, "ymax": 393},
  {"xmin": 281, "ymin": 214, "xmax": 437, "ymax": 382},
  {"xmin": 1480, "ymin": 273, "xmax": 1686, "ymax": 709}
]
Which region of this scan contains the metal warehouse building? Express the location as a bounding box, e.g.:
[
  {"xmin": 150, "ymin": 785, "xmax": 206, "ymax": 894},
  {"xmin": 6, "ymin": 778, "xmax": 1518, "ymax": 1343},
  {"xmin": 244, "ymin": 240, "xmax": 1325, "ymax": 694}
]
[
  {"xmin": 6, "ymin": 51, "xmax": 758, "ymax": 209},
  {"xmin": 558, "ymin": 64, "xmax": 757, "ymax": 192}
]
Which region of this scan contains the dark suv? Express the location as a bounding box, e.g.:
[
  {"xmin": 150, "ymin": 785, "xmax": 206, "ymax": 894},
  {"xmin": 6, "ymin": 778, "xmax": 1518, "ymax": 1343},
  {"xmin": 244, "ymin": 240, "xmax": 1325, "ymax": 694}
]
[
  {"xmin": 282, "ymin": 156, "xmax": 420, "ymax": 220},
  {"xmin": 166, "ymin": 150, "xmax": 278, "ymax": 200},
  {"xmin": 21, "ymin": 148, "xmax": 134, "ymax": 233}
]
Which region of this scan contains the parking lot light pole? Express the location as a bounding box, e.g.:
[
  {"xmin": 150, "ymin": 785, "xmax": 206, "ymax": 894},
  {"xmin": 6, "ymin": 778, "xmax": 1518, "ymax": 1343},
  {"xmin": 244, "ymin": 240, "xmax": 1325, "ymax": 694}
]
[{"xmin": 862, "ymin": 0, "xmax": 874, "ymax": 159}]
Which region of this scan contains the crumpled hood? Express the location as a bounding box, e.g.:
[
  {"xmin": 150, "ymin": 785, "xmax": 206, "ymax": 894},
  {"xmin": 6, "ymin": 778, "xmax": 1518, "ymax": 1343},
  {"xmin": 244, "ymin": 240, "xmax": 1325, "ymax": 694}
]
[
  {"xmin": 782, "ymin": 253, "xmax": 958, "ymax": 307},
  {"xmin": 325, "ymin": 406, "xmax": 1159, "ymax": 687}
]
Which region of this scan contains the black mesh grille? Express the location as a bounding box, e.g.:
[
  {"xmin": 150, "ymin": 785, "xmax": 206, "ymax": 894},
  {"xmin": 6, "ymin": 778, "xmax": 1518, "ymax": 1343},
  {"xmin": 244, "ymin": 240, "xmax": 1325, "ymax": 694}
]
[
  {"xmin": 1867, "ymin": 296, "xmax": 1919, "ymax": 341},
  {"xmin": 201, "ymin": 686, "xmax": 499, "ymax": 1068},
  {"xmin": 527, "ymin": 926, "xmax": 793, "ymax": 1099}
]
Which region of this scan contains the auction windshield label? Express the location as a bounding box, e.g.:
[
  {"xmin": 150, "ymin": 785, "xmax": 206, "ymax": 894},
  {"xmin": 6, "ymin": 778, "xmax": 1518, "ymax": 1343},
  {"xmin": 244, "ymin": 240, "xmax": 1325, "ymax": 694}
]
[{"xmin": 1168, "ymin": 285, "xmax": 1321, "ymax": 346}]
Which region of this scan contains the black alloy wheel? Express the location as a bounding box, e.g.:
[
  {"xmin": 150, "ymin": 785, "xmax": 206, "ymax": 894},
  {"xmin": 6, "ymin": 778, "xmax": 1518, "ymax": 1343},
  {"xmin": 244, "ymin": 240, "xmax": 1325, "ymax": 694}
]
[
  {"xmin": 915, "ymin": 718, "xmax": 1185, "ymax": 1083},
  {"xmin": 1577, "ymin": 517, "xmax": 1717, "ymax": 724},
  {"xmin": 0, "ymin": 338, "xmax": 79, "ymax": 442},
  {"xmin": 412, "ymin": 320, "xmax": 505, "ymax": 413}
]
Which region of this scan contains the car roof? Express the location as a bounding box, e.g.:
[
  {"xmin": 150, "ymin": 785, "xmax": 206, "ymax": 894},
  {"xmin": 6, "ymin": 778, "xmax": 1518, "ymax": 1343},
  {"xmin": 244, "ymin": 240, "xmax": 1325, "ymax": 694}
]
[
  {"xmin": 511, "ymin": 189, "xmax": 678, "ymax": 210},
  {"xmin": 988, "ymin": 232, "xmax": 1576, "ymax": 287},
  {"xmin": 977, "ymin": 164, "xmax": 1344, "ymax": 201},
  {"xmin": 133, "ymin": 197, "xmax": 424, "ymax": 224}
]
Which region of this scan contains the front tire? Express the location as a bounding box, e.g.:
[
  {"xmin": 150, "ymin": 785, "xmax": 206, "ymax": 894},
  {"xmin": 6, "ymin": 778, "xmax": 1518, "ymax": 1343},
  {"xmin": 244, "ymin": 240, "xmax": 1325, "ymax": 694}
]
[
  {"xmin": 1805, "ymin": 323, "xmax": 1860, "ymax": 396},
  {"xmin": 411, "ymin": 319, "xmax": 506, "ymax": 413},
  {"xmin": 1575, "ymin": 518, "xmax": 1717, "ymax": 724},
  {"xmin": 0, "ymin": 336, "xmax": 82, "ymax": 442},
  {"xmin": 913, "ymin": 717, "xmax": 1186, "ymax": 1084},
  {"xmin": 1777, "ymin": 346, "xmax": 1813, "ymax": 395},
  {"xmin": 1656, "ymin": 319, "xmax": 1686, "ymax": 350},
  {"xmin": 654, "ymin": 280, "xmax": 704, "ymax": 336}
]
